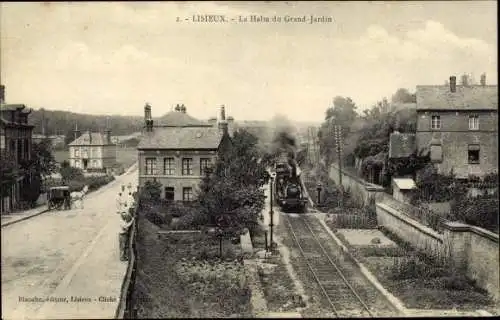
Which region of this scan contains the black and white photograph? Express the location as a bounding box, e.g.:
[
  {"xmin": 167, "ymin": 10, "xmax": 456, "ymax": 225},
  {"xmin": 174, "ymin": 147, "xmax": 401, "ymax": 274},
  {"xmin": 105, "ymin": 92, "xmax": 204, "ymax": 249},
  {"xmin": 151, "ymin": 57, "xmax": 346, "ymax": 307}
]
[{"xmin": 0, "ymin": 1, "xmax": 498, "ymax": 319}]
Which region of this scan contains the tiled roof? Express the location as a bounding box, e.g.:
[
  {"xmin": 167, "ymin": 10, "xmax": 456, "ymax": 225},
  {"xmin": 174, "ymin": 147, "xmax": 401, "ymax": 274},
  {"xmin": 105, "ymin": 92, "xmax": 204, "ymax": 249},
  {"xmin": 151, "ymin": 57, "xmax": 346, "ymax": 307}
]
[
  {"xmin": 393, "ymin": 178, "xmax": 417, "ymax": 190},
  {"xmin": 416, "ymin": 85, "xmax": 498, "ymax": 111},
  {"xmin": 137, "ymin": 127, "xmax": 223, "ymax": 150},
  {"xmin": 68, "ymin": 131, "xmax": 112, "ymax": 146},
  {"xmin": 389, "ymin": 132, "xmax": 416, "ymax": 158},
  {"xmin": 156, "ymin": 111, "xmax": 212, "ymax": 127}
]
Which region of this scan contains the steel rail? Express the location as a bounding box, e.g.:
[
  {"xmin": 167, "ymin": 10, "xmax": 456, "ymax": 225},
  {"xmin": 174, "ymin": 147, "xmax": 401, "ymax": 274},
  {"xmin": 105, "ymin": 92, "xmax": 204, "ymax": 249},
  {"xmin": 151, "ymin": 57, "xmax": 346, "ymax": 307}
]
[
  {"xmin": 284, "ymin": 213, "xmax": 340, "ymax": 316},
  {"xmin": 300, "ymin": 217, "xmax": 374, "ymax": 317},
  {"xmin": 285, "ymin": 214, "xmax": 374, "ymax": 317}
]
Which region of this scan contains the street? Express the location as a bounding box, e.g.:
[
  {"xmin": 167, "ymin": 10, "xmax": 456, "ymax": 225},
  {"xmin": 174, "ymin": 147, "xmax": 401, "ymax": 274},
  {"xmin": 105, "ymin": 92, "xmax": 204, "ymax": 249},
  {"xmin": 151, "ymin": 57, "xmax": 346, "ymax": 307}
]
[{"xmin": 1, "ymin": 167, "xmax": 138, "ymax": 319}]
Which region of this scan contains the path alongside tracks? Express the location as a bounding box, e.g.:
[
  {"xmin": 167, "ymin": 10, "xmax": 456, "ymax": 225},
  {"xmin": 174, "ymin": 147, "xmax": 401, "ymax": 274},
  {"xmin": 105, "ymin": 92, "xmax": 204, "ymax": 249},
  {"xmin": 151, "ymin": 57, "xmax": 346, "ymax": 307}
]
[{"xmin": 282, "ymin": 213, "xmax": 401, "ymax": 317}]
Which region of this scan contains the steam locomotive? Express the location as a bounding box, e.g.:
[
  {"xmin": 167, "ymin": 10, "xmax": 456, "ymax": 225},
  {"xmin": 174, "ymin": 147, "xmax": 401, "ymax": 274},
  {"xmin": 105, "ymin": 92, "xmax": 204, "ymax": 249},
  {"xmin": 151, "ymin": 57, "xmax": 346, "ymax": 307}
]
[{"xmin": 273, "ymin": 151, "xmax": 308, "ymax": 212}]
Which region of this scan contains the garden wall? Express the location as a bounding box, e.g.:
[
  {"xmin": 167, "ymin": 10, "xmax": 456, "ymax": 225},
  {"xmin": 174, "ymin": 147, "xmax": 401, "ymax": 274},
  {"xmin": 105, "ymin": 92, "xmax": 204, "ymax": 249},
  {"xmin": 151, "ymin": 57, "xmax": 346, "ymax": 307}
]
[
  {"xmin": 376, "ymin": 203, "xmax": 499, "ymax": 303},
  {"xmin": 329, "ymin": 163, "xmax": 386, "ymax": 206}
]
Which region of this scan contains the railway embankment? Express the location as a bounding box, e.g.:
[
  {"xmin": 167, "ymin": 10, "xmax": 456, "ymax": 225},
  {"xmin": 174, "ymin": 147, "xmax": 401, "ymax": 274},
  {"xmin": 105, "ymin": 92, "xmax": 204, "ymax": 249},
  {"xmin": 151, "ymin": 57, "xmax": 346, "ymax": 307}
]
[{"xmin": 301, "ymin": 163, "xmax": 497, "ymax": 315}]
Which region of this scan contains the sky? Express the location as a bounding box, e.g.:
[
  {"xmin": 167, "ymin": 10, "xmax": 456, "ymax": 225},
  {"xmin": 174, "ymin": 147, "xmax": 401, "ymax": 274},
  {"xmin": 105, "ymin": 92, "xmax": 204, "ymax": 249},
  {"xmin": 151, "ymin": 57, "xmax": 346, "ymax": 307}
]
[{"xmin": 0, "ymin": 1, "xmax": 497, "ymax": 123}]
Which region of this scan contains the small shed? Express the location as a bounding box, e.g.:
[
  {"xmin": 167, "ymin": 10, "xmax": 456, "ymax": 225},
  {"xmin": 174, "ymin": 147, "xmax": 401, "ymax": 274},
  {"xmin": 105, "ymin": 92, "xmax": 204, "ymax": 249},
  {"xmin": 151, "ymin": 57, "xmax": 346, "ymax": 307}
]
[{"xmin": 392, "ymin": 178, "xmax": 417, "ymax": 203}]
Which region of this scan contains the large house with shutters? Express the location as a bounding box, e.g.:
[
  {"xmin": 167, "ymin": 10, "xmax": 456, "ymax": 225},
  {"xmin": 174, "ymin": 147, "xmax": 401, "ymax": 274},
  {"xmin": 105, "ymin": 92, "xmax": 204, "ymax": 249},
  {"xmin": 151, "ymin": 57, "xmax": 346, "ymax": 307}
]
[
  {"xmin": 0, "ymin": 85, "xmax": 35, "ymax": 213},
  {"xmin": 68, "ymin": 127, "xmax": 117, "ymax": 173},
  {"xmin": 137, "ymin": 103, "xmax": 232, "ymax": 201},
  {"xmin": 416, "ymin": 74, "xmax": 498, "ymax": 179}
]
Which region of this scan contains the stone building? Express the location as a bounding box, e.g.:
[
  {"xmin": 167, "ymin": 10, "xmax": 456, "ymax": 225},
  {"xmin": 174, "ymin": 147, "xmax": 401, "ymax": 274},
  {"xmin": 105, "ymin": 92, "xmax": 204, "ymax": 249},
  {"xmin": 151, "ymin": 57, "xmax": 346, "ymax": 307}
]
[
  {"xmin": 0, "ymin": 85, "xmax": 35, "ymax": 213},
  {"xmin": 68, "ymin": 126, "xmax": 116, "ymax": 173},
  {"xmin": 416, "ymin": 74, "xmax": 498, "ymax": 179},
  {"xmin": 137, "ymin": 103, "xmax": 232, "ymax": 201}
]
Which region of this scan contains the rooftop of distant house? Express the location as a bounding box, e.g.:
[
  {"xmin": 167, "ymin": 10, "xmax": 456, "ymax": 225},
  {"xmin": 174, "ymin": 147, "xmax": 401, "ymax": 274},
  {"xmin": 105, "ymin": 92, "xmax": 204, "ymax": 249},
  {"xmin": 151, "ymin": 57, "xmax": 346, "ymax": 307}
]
[
  {"xmin": 69, "ymin": 131, "xmax": 114, "ymax": 146},
  {"xmin": 416, "ymin": 75, "xmax": 498, "ymax": 111},
  {"xmin": 138, "ymin": 126, "xmax": 225, "ymax": 150},
  {"xmin": 140, "ymin": 104, "xmax": 231, "ymax": 150}
]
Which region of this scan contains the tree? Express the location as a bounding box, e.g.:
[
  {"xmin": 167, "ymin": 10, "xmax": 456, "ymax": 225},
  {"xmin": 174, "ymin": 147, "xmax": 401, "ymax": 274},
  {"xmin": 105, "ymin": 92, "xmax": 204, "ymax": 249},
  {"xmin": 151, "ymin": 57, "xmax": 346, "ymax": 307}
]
[
  {"xmin": 32, "ymin": 138, "xmax": 58, "ymax": 177},
  {"xmin": 325, "ymin": 96, "xmax": 358, "ymax": 125},
  {"xmin": 59, "ymin": 160, "xmax": 84, "ymax": 184},
  {"xmin": 0, "ymin": 153, "xmax": 20, "ymax": 197},
  {"xmin": 196, "ymin": 129, "xmax": 267, "ymax": 238},
  {"xmin": 391, "ymin": 88, "xmax": 416, "ymax": 104}
]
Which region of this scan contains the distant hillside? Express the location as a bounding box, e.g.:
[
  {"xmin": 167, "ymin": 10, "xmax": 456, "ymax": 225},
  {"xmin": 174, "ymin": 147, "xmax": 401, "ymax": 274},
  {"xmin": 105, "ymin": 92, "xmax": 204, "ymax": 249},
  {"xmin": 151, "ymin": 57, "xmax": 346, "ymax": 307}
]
[{"xmin": 29, "ymin": 109, "xmax": 144, "ymax": 138}]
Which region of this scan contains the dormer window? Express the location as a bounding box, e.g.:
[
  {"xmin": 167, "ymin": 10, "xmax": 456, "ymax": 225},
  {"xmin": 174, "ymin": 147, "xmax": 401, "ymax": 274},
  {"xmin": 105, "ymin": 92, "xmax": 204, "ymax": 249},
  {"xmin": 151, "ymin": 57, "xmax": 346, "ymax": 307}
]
[
  {"xmin": 431, "ymin": 115, "xmax": 441, "ymax": 130},
  {"xmin": 468, "ymin": 115, "xmax": 479, "ymax": 130}
]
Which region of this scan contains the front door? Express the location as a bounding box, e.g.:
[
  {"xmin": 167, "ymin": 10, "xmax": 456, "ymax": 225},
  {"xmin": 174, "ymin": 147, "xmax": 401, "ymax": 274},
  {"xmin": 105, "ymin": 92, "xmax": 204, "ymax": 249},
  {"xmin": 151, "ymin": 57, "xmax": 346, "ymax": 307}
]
[{"xmin": 83, "ymin": 159, "xmax": 88, "ymax": 170}]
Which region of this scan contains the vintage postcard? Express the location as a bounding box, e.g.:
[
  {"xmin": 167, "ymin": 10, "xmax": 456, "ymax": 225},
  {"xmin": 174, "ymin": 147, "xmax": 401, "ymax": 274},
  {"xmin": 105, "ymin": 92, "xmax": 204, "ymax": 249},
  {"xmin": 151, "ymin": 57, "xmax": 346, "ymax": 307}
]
[{"xmin": 1, "ymin": 1, "xmax": 498, "ymax": 319}]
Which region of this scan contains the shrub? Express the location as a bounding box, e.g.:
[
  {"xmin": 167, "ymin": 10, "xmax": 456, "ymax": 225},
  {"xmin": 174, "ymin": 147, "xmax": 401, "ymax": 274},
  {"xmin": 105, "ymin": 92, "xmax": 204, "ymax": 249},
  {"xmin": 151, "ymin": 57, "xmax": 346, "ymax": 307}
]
[
  {"xmin": 172, "ymin": 210, "xmax": 208, "ymax": 230},
  {"xmin": 85, "ymin": 175, "xmax": 114, "ymax": 191},
  {"xmin": 451, "ymin": 195, "xmax": 499, "ymax": 233}
]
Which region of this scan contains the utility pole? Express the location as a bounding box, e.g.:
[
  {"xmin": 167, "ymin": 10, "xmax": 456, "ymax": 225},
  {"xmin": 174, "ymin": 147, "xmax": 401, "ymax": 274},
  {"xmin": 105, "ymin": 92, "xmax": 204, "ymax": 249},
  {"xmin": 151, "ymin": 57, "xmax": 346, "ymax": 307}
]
[{"xmin": 334, "ymin": 125, "xmax": 344, "ymax": 209}]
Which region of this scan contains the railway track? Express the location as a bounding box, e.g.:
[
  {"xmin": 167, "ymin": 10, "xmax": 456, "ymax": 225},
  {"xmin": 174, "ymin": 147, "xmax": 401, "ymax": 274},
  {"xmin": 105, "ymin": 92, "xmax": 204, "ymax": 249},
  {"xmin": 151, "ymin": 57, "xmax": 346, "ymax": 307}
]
[{"xmin": 283, "ymin": 213, "xmax": 398, "ymax": 317}]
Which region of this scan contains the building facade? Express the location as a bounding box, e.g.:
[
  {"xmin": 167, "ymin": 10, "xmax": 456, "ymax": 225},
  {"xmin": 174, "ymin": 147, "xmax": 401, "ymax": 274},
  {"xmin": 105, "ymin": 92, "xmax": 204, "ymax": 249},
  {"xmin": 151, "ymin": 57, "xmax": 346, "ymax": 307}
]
[
  {"xmin": 416, "ymin": 75, "xmax": 498, "ymax": 179},
  {"xmin": 1, "ymin": 85, "xmax": 35, "ymax": 213},
  {"xmin": 137, "ymin": 103, "xmax": 232, "ymax": 201},
  {"xmin": 68, "ymin": 130, "xmax": 116, "ymax": 173}
]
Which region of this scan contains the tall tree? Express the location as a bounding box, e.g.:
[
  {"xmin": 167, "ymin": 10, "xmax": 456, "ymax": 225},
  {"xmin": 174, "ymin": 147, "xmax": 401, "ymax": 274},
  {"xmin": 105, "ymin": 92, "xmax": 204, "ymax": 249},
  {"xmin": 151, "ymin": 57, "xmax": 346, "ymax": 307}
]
[
  {"xmin": 197, "ymin": 129, "xmax": 267, "ymax": 235},
  {"xmin": 391, "ymin": 88, "xmax": 416, "ymax": 104}
]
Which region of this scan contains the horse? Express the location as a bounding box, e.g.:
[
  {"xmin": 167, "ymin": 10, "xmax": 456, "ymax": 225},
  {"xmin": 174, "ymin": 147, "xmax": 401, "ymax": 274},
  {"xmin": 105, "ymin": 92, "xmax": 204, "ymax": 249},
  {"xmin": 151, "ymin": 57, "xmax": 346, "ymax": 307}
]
[{"xmin": 71, "ymin": 185, "xmax": 89, "ymax": 209}]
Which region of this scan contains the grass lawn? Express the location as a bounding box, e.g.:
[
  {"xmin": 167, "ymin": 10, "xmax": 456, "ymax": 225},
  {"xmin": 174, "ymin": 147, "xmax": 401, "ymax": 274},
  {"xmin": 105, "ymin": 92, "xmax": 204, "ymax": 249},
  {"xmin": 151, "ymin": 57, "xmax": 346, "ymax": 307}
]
[
  {"xmin": 332, "ymin": 227, "xmax": 495, "ymax": 311},
  {"xmin": 132, "ymin": 217, "xmax": 252, "ymax": 318}
]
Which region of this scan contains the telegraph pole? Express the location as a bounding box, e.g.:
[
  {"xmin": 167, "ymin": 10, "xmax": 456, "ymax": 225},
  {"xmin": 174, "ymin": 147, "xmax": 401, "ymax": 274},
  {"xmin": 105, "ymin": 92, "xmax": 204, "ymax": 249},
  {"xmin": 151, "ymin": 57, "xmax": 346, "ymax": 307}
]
[{"xmin": 334, "ymin": 125, "xmax": 344, "ymax": 209}]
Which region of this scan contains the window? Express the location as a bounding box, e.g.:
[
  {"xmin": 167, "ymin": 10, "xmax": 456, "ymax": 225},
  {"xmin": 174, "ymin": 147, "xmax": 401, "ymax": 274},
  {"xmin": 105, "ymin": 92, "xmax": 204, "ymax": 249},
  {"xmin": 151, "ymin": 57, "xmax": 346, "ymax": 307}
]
[
  {"xmin": 431, "ymin": 115, "xmax": 441, "ymax": 130},
  {"xmin": 430, "ymin": 145, "xmax": 443, "ymax": 163},
  {"xmin": 183, "ymin": 187, "xmax": 193, "ymax": 201},
  {"xmin": 145, "ymin": 158, "xmax": 157, "ymax": 175},
  {"xmin": 75, "ymin": 160, "xmax": 81, "ymax": 168},
  {"xmin": 200, "ymin": 158, "xmax": 211, "ymax": 175},
  {"xmin": 163, "ymin": 157, "xmax": 175, "ymax": 175},
  {"xmin": 468, "ymin": 145, "xmax": 480, "ymax": 164},
  {"xmin": 164, "ymin": 187, "xmax": 175, "ymax": 201},
  {"xmin": 82, "ymin": 148, "xmax": 89, "ymax": 158},
  {"xmin": 0, "ymin": 134, "xmax": 5, "ymax": 150},
  {"xmin": 75, "ymin": 148, "xmax": 80, "ymax": 157},
  {"xmin": 469, "ymin": 115, "xmax": 479, "ymax": 130},
  {"xmin": 92, "ymin": 160, "xmax": 98, "ymax": 168},
  {"xmin": 182, "ymin": 158, "xmax": 193, "ymax": 176}
]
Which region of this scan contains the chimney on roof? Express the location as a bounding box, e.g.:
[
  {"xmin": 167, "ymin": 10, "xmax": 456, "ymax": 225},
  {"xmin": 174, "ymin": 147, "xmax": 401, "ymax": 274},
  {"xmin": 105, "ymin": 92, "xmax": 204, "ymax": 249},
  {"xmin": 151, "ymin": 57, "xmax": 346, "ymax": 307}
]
[
  {"xmin": 449, "ymin": 76, "xmax": 456, "ymax": 93},
  {"xmin": 180, "ymin": 104, "xmax": 186, "ymax": 113},
  {"xmin": 73, "ymin": 122, "xmax": 81, "ymax": 141},
  {"xmin": 220, "ymin": 105, "xmax": 226, "ymax": 121},
  {"xmin": 0, "ymin": 85, "xmax": 5, "ymax": 104},
  {"xmin": 461, "ymin": 73, "xmax": 469, "ymax": 86},
  {"xmin": 218, "ymin": 105, "xmax": 228, "ymax": 136},
  {"xmin": 175, "ymin": 104, "xmax": 181, "ymax": 112},
  {"xmin": 88, "ymin": 131, "xmax": 92, "ymax": 144},
  {"xmin": 104, "ymin": 117, "xmax": 112, "ymax": 144},
  {"xmin": 480, "ymin": 73, "xmax": 486, "ymax": 86},
  {"xmin": 144, "ymin": 103, "xmax": 153, "ymax": 132}
]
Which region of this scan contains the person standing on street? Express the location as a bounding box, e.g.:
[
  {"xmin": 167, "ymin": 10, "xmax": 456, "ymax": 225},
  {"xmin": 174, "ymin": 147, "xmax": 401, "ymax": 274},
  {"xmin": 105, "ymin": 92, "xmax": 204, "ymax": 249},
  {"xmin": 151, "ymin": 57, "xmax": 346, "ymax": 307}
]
[{"xmin": 117, "ymin": 185, "xmax": 135, "ymax": 261}]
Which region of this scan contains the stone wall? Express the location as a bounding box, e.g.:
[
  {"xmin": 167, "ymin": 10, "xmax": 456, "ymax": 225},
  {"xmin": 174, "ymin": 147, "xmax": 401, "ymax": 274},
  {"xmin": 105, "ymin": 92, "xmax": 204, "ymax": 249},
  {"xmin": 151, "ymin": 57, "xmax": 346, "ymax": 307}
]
[
  {"xmin": 376, "ymin": 203, "xmax": 444, "ymax": 254},
  {"xmin": 376, "ymin": 202, "xmax": 499, "ymax": 302},
  {"xmin": 329, "ymin": 163, "xmax": 386, "ymax": 207}
]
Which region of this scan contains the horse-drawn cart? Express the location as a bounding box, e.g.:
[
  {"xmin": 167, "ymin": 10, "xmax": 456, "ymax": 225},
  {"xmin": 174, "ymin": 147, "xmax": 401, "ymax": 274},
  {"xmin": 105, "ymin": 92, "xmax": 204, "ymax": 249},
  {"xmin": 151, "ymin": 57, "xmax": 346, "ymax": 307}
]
[{"xmin": 47, "ymin": 186, "xmax": 71, "ymax": 210}]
